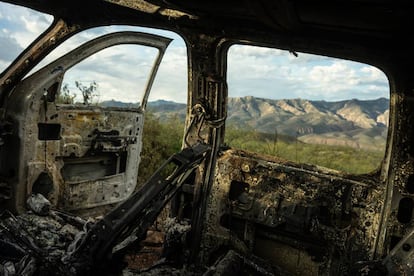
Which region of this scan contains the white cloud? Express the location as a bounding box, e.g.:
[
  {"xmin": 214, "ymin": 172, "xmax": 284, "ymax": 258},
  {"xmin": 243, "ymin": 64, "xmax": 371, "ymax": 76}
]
[
  {"xmin": 0, "ymin": 35, "xmax": 22, "ymax": 61},
  {"xmin": 0, "ymin": 2, "xmax": 53, "ymax": 70},
  {"xmin": 10, "ymin": 12, "xmax": 52, "ymax": 48},
  {"xmin": 0, "ymin": 60, "xmax": 7, "ymax": 70},
  {"xmin": 368, "ymin": 85, "xmax": 386, "ymax": 92},
  {"xmin": 20, "ymin": 15, "xmax": 43, "ymax": 34},
  {"xmin": 61, "ymin": 44, "xmax": 161, "ymax": 103},
  {"xmin": 14, "ymin": 23, "xmax": 186, "ymax": 103},
  {"xmin": 228, "ymin": 45, "xmax": 389, "ymax": 101},
  {"xmin": 307, "ymin": 61, "xmax": 362, "ymax": 95},
  {"xmin": 309, "ymin": 62, "xmax": 351, "ymax": 82},
  {"xmin": 230, "ymin": 45, "xmax": 284, "ymax": 59},
  {"xmin": 360, "ymin": 66, "xmax": 388, "ymax": 83},
  {"xmin": 150, "ymin": 46, "xmax": 187, "ymax": 102}
]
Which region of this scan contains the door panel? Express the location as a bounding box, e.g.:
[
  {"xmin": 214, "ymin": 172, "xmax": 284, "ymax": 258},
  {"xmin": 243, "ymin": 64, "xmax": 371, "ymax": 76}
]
[{"xmin": 2, "ymin": 31, "xmax": 171, "ymax": 213}]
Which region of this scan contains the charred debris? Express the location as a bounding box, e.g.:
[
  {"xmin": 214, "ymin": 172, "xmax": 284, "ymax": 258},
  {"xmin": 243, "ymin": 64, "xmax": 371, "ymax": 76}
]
[{"xmin": 0, "ymin": 143, "xmax": 211, "ymax": 276}]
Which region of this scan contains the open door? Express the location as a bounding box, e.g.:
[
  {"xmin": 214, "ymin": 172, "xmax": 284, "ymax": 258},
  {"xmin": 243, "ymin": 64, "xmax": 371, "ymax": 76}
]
[{"xmin": 2, "ymin": 31, "xmax": 171, "ymax": 213}]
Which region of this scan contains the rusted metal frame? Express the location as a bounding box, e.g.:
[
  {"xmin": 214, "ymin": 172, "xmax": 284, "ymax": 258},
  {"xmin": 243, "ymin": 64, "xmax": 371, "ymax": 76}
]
[
  {"xmin": 373, "ymin": 62, "xmax": 412, "ymax": 258},
  {"xmin": 0, "ymin": 19, "xmax": 81, "ymax": 105},
  {"xmin": 139, "ymin": 37, "xmax": 171, "ymax": 111},
  {"xmin": 186, "ymin": 39, "xmax": 214, "ymax": 262},
  {"xmin": 383, "ymin": 225, "xmax": 414, "ymax": 275},
  {"xmin": 372, "ymin": 99, "xmax": 397, "ymax": 258},
  {"xmin": 184, "ymin": 32, "xmax": 229, "ymax": 263}
]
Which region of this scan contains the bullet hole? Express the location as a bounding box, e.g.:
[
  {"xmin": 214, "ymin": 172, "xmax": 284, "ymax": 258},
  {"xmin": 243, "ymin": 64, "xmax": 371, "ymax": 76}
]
[
  {"xmin": 220, "ymin": 214, "xmax": 230, "ymax": 228},
  {"xmin": 229, "ymin": 180, "xmax": 249, "ymax": 201},
  {"xmin": 390, "ymin": 235, "xmax": 402, "ymax": 250},
  {"xmin": 397, "ymin": 197, "xmax": 414, "ymax": 223},
  {"xmin": 406, "ymin": 174, "xmax": 414, "ymax": 194},
  {"xmin": 402, "ymin": 243, "xmax": 411, "ymax": 252}
]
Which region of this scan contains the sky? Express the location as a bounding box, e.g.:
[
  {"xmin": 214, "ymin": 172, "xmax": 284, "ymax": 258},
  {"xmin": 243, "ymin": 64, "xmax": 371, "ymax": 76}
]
[{"xmin": 0, "ymin": 2, "xmax": 390, "ymax": 104}]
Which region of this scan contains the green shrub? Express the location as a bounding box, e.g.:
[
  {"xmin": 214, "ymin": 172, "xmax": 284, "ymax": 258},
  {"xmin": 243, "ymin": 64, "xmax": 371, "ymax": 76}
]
[
  {"xmin": 138, "ymin": 118, "xmax": 384, "ymax": 183},
  {"xmin": 224, "ymin": 126, "xmax": 384, "ymax": 174},
  {"xmin": 137, "ymin": 112, "xmax": 184, "ymax": 186}
]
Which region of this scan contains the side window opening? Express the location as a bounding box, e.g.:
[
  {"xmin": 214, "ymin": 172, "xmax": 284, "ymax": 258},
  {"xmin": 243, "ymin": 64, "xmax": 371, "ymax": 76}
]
[
  {"xmin": 59, "ymin": 44, "xmax": 159, "ymax": 107},
  {"xmin": 27, "ymin": 25, "xmax": 188, "ymax": 104},
  {"xmin": 226, "ymin": 44, "xmax": 389, "ymax": 174}
]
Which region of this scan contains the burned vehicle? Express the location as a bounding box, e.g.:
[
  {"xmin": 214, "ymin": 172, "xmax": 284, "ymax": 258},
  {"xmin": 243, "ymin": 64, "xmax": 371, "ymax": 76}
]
[{"xmin": 0, "ymin": 0, "xmax": 413, "ymax": 275}]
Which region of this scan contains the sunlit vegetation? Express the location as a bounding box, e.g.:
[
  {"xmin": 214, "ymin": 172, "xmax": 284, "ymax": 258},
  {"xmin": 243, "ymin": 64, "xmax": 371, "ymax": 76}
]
[
  {"xmin": 137, "ymin": 113, "xmax": 184, "ymax": 186},
  {"xmin": 57, "ymin": 81, "xmax": 99, "ymax": 105},
  {"xmin": 225, "ymin": 126, "xmax": 384, "ymax": 174},
  {"xmin": 138, "ymin": 114, "xmax": 385, "ymax": 182}
]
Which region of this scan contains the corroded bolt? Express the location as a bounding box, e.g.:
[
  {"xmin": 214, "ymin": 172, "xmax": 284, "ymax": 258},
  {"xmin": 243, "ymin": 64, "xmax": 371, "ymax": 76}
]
[
  {"xmin": 402, "ymin": 243, "xmax": 411, "ymax": 252},
  {"xmin": 241, "ymin": 164, "xmax": 250, "ymax": 172}
]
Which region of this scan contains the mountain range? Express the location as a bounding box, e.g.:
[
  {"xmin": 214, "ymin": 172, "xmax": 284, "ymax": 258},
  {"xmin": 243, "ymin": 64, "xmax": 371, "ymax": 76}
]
[
  {"xmin": 102, "ymin": 96, "xmax": 389, "ymax": 151},
  {"xmin": 227, "ymin": 97, "xmax": 388, "ymax": 150}
]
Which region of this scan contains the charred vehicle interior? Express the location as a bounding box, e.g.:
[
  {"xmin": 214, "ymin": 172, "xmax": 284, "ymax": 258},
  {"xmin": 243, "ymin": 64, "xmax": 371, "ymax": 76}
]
[{"xmin": 0, "ymin": 0, "xmax": 413, "ymax": 275}]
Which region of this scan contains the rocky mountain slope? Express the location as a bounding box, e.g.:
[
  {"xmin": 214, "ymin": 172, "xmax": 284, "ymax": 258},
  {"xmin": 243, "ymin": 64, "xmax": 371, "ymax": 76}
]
[
  {"xmin": 103, "ymin": 97, "xmax": 389, "ymax": 151},
  {"xmin": 227, "ymin": 96, "xmax": 388, "ymax": 150}
]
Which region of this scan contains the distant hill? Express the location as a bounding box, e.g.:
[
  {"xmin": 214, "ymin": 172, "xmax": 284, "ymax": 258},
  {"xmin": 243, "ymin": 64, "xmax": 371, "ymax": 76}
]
[
  {"xmin": 227, "ymin": 97, "xmax": 389, "ymax": 150},
  {"xmin": 147, "ymin": 100, "xmax": 186, "ymax": 121},
  {"xmin": 103, "ymin": 97, "xmax": 389, "ymax": 151},
  {"xmin": 100, "ymin": 100, "xmax": 139, "ymax": 108}
]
